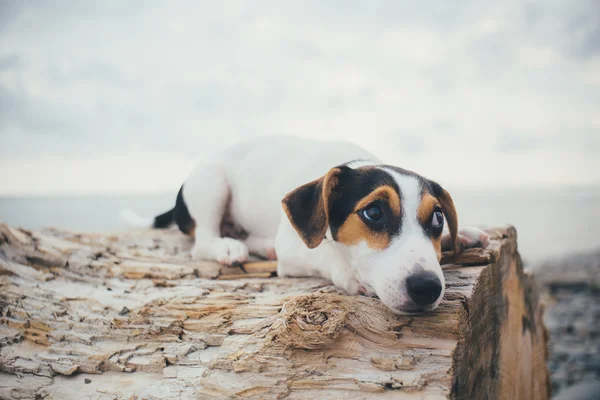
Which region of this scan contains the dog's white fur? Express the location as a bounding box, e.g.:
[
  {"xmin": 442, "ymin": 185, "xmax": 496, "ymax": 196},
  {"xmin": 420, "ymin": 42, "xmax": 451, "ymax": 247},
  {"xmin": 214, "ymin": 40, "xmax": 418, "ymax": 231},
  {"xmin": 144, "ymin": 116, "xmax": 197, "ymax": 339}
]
[
  {"xmin": 182, "ymin": 136, "xmax": 376, "ymax": 262},
  {"xmin": 123, "ymin": 136, "xmax": 488, "ymax": 313}
]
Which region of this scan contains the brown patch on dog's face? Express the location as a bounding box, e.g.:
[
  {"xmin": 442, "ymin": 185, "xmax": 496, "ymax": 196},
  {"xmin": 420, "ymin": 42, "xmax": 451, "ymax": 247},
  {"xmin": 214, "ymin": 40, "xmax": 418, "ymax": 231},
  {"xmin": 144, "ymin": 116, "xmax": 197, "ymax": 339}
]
[
  {"xmin": 336, "ymin": 214, "xmax": 390, "ymax": 249},
  {"xmin": 417, "ymin": 193, "xmax": 439, "ymax": 223},
  {"xmin": 355, "ymin": 185, "xmax": 401, "ymax": 215},
  {"xmin": 417, "ymin": 192, "xmax": 442, "ymax": 258},
  {"xmin": 336, "ymin": 185, "xmax": 402, "ymax": 250}
]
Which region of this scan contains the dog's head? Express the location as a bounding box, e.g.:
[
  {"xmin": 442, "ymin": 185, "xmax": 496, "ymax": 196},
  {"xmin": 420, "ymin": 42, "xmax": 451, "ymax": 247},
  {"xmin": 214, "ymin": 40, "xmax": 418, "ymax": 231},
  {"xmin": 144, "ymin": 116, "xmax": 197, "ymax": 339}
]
[{"xmin": 281, "ymin": 164, "xmax": 458, "ymax": 314}]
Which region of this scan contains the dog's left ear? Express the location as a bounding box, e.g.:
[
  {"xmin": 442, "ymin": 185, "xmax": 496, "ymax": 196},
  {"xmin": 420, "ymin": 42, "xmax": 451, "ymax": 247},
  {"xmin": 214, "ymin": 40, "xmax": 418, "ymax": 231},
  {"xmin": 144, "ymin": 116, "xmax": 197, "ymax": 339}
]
[
  {"xmin": 430, "ymin": 181, "xmax": 459, "ymax": 256},
  {"xmin": 281, "ymin": 167, "xmax": 342, "ymax": 249}
]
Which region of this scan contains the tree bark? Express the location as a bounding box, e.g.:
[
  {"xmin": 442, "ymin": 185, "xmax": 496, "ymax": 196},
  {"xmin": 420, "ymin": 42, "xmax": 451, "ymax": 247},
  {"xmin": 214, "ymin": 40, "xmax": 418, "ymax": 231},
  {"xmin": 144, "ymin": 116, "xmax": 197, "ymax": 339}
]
[{"xmin": 0, "ymin": 223, "xmax": 549, "ymax": 399}]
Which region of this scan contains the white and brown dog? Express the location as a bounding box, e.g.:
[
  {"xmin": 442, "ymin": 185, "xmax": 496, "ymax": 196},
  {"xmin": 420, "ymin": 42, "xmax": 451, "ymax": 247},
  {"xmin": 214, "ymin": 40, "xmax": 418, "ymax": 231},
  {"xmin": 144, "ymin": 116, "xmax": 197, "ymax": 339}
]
[{"xmin": 122, "ymin": 136, "xmax": 489, "ymax": 314}]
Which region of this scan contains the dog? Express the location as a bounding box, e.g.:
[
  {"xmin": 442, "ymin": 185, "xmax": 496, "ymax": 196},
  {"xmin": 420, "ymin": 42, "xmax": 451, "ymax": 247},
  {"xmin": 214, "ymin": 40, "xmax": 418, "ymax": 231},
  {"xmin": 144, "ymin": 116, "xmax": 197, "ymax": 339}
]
[{"xmin": 122, "ymin": 136, "xmax": 489, "ymax": 314}]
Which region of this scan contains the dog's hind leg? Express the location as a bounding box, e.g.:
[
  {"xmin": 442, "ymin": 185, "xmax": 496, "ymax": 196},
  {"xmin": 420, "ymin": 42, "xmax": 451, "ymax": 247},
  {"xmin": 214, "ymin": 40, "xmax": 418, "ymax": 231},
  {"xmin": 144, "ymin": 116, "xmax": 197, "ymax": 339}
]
[{"xmin": 183, "ymin": 164, "xmax": 249, "ymax": 265}]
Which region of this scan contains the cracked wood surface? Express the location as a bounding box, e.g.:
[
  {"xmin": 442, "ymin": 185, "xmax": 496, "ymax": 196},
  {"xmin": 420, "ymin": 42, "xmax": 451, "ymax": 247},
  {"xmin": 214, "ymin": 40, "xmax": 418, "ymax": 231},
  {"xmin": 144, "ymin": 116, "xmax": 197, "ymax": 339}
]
[{"xmin": 0, "ymin": 223, "xmax": 549, "ymax": 399}]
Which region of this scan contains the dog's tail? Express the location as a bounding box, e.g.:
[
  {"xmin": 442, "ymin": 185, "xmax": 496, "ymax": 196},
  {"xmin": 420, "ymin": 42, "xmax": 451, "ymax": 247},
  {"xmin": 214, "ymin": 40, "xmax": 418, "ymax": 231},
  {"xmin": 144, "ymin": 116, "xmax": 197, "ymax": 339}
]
[{"xmin": 119, "ymin": 208, "xmax": 175, "ymax": 229}]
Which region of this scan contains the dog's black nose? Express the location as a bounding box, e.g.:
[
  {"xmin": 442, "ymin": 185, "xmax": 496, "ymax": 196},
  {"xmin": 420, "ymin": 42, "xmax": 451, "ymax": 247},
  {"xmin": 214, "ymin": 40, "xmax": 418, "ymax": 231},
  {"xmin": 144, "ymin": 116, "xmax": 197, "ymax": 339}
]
[{"xmin": 406, "ymin": 272, "xmax": 442, "ymax": 307}]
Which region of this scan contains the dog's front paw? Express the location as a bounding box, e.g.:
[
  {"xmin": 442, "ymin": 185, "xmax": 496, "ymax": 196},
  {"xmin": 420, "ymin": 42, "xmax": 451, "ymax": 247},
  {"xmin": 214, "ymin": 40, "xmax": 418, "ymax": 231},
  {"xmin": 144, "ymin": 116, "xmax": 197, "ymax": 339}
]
[
  {"xmin": 457, "ymin": 227, "xmax": 490, "ymax": 249},
  {"xmin": 331, "ymin": 267, "xmax": 363, "ymax": 296},
  {"xmin": 212, "ymin": 238, "xmax": 249, "ymax": 265},
  {"xmin": 192, "ymin": 238, "xmax": 249, "ymax": 265},
  {"xmin": 343, "ymin": 276, "xmax": 363, "ymax": 296}
]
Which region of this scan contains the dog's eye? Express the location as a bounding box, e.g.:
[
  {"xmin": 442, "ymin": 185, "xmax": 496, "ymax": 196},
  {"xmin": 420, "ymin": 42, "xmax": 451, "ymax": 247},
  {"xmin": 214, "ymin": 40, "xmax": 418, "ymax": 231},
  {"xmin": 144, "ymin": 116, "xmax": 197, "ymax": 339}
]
[
  {"xmin": 362, "ymin": 205, "xmax": 382, "ymax": 221},
  {"xmin": 431, "ymin": 209, "xmax": 444, "ymax": 229}
]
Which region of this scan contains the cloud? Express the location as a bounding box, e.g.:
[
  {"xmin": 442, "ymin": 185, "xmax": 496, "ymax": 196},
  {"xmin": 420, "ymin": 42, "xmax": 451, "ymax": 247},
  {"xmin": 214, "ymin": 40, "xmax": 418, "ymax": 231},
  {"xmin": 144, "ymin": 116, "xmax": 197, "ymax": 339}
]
[
  {"xmin": 0, "ymin": 54, "xmax": 20, "ymax": 71},
  {"xmin": 496, "ymin": 134, "xmax": 549, "ymax": 153},
  {"xmin": 523, "ymin": 0, "xmax": 600, "ymax": 60},
  {"xmin": 0, "ymin": 0, "xmax": 599, "ymax": 194}
]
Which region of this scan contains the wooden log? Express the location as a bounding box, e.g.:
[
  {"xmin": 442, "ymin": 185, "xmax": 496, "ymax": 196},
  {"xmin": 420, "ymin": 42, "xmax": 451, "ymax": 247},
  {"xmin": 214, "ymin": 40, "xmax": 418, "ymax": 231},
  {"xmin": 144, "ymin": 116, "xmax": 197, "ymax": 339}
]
[{"xmin": 0, "ymin": 223, "xmax": 549, "ymax": 399}]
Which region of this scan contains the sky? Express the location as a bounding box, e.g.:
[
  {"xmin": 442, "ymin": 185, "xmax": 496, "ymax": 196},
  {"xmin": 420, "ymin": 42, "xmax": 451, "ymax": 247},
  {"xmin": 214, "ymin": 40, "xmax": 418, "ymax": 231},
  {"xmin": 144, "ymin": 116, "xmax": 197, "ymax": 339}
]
[{"xmin": 0, "ymin": 0, "xmax": 599, "ymax": 195}]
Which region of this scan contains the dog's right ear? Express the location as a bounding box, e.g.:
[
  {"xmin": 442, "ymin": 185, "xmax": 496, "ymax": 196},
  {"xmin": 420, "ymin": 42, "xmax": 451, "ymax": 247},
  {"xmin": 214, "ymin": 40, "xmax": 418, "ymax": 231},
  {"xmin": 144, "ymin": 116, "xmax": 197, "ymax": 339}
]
[{"xmin": 281, "ymin": 167, "xmax": 342, "ymax": 249}]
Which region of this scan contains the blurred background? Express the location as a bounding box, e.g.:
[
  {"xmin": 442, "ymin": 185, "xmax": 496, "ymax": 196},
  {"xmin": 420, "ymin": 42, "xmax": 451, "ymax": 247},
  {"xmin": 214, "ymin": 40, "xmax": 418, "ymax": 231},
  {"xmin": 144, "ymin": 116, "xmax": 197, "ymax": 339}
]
[{"xmin": 0, "ymin": 1, "xmax": 598, "ymax": 395}]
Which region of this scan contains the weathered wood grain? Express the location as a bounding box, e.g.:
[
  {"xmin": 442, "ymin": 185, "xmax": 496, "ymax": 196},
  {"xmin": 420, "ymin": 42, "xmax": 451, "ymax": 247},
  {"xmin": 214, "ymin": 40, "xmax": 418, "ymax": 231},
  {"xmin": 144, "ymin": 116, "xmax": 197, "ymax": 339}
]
[{"xmin": 0, "ymin": 223, "xmax": 549, "ymax": 399}]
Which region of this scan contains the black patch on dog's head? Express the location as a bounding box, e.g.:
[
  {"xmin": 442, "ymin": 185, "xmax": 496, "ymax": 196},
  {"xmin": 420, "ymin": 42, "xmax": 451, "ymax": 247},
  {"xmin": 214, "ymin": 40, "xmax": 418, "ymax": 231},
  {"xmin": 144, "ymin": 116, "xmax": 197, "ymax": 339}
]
[
  {"xmin": 328, "ymin": 166, "xmax": 402, "ymax": 242},
  {"xmin": 283, "ymin": 165, "xmax": 404, "ymax": 249},
  {"xmin": 283, "ymin": 164, "xmax": 459, "ymax": 252}
]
